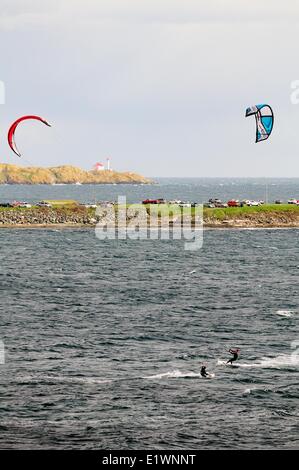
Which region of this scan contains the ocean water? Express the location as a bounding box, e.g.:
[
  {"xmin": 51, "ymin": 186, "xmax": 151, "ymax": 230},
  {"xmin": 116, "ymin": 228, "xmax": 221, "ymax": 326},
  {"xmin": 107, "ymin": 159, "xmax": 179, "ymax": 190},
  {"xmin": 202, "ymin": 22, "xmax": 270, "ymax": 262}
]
[
  {"xmin": 0, "ymin": 225, "xmax": 298, "ymax": 449},
  {"xmin": 0, "ymin": 177, "xmax": 298, "ymax": 204}
]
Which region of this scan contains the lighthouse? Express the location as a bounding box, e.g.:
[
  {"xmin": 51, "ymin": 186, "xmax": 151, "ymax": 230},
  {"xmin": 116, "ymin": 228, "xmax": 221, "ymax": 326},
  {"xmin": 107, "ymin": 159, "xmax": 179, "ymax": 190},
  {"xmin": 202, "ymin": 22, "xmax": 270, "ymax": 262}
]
[{"xmin": 106, "ymin": 158, "xmax": 111, "ymax": 171}]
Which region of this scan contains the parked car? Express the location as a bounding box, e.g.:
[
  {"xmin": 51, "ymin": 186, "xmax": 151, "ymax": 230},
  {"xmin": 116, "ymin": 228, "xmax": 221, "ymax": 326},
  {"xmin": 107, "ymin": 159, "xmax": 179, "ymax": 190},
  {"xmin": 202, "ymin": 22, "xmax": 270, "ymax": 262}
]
[
  {"xmin": 288, "ymin": 198, "xmax": 298, "ymax": 204},
  {"xmin": 82, "ymin": 203, "xmax": 97, "ymax": 208},
  {"xmin": 168, "ymin": 200, "xmax": 182, "ymax": 205},
  {"xmin": 246, "ymin": 200, "xmax": 261, "ymax": 207},
  {"xmin": 11, "ymin": 201, "xmax": 21, "ymax": 207},
  {"xmin": 207, "ymin": 198, "xmax": 227, "ymax": 207},
  {"xmin": 227, "ymin": 199, "xmax": 240, "ymax": 207},
  {"xmin": 275, "ymin": 200, "xmax": 283, "ymax": 204},
  {"xmin": 142, "ymin": 198, "xmax": 166, "ymax": 204},
  {"xmin": 0, "ymin": 202, "xmax": 13, "ymax": 207},
  {"xmin": 208, "ymin": 198, "xmax": 222, "ymax": 204},
  {"xmin": 11, "ymin": 201, "xmax": 31, "ymax": 208},
  {"xmin": 240, "ymin": 200, "xmax": 249, "ymax": 207},
  {"xmin": 203, "ymin": 203, "xmax": 215, "ymax": 208},
  {"xmin": 179, "ymin": 202, "xmax": 192, "ymax": 208},
  {"xmin": 36, "ymin": 201, "xmax": 52, "ymax": 208},
  {"xmin": 100, "ymin": 201, "xmax": 115, "ymax": 207}
]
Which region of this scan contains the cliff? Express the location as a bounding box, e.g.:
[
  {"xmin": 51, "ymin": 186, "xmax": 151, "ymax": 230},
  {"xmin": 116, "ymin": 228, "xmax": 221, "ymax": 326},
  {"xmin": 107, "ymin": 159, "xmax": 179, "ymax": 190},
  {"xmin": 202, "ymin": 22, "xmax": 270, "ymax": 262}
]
[{"xmin": 0, "ymin": 164, "xmax": 151, "ymax": 185}]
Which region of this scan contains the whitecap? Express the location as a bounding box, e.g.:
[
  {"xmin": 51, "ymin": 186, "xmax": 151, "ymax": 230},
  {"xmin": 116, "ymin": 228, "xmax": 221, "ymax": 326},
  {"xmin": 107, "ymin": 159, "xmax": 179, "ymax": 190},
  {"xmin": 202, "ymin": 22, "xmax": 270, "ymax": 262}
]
[
  {"xmin": 276, "ymin": 310, "xmax": 295, "ymax": 318},
  {"xmin": 143, "ymin": 369, "xmax": 209, "ymax": 380}
]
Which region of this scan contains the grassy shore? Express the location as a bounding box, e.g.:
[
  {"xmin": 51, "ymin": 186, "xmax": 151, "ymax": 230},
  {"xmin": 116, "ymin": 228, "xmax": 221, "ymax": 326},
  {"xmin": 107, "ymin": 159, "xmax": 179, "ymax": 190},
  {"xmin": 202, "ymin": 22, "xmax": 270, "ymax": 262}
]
[
  {"xmin": 126, "ymin": 203, "xmax": 299, "ymax": 218},
  {"xmin": 204, "ymin": 204, "xmax": 299, "ymax": 219},
  {"xmin": 0, "ymin": 202, "xmax": 298, "ymax": 228},
  {"xmin": 203, "ymin": 204, "xmax": 299, "ymax": 228}
]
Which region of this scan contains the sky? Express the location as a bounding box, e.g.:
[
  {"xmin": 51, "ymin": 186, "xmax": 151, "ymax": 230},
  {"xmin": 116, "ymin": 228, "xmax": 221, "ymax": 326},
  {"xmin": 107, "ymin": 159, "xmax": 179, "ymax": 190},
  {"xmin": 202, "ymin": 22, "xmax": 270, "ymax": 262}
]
[{"xmin": 0, "ymin": 0, "xmax": 299, "ymax": 177}]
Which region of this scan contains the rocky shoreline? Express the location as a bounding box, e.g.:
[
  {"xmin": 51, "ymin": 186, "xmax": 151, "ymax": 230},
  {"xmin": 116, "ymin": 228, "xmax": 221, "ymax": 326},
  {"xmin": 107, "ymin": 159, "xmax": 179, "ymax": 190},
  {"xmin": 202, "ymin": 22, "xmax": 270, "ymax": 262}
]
[
  {"xmin": 0, "ymin": 207, "xmax": 299, "ymax": 228},
  {"xmin": 204, "ymin": 210, "xmax": 299, "ymax": 228},
  {"xmin": 0, "ymin": 208, "xmax": 97, "ymax": 226}
]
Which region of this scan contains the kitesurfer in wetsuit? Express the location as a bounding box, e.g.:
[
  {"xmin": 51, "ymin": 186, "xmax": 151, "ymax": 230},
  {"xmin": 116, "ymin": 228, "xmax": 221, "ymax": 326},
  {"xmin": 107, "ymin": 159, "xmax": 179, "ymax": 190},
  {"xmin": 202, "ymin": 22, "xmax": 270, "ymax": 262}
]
[
  {"xmin": 226, "ymin": 348, "xmax": 240, "ymax": 364},
  {"xmin": 200, "ymin": 365, "xmax": 208, "ymax": 377}
]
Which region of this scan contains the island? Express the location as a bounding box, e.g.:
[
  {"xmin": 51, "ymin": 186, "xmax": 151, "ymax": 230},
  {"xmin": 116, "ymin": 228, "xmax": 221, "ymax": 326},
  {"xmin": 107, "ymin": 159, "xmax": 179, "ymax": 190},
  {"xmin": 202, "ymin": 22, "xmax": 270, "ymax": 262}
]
[{"xmin": 0, "ymin": 164, "xmax": 151, "ymax": 185}]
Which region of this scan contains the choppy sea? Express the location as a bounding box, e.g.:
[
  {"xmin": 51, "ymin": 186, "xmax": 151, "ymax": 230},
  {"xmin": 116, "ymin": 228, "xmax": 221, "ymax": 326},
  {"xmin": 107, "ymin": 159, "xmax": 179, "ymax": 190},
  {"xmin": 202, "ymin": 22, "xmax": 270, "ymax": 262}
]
[{"xmin": 0, "ymin": 179, "xmax": 298, "ymax": 449}]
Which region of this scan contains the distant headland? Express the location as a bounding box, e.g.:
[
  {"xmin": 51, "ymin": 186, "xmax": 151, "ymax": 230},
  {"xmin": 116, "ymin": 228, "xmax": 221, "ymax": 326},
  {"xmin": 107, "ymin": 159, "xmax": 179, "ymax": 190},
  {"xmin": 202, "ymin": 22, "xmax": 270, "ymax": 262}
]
[{"xmin": 0, "ymin": 164, "xmax": 151, "ymax": 185}]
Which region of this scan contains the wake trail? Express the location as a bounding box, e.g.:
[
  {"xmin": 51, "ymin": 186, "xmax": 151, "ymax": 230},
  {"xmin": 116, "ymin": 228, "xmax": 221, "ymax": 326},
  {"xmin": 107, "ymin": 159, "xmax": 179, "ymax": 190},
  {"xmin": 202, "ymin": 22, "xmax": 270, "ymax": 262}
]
[{"xmin": 218, "ymin": 353, "xmax": 299, "ymax": 369}]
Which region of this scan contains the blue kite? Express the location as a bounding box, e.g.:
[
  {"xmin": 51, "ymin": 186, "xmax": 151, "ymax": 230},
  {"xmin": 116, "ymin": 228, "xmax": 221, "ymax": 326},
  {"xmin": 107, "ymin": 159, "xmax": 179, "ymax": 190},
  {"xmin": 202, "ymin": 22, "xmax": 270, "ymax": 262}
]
[{"xmin": 245, "ymin": 104, "xmax": 274, "ymax": 143}]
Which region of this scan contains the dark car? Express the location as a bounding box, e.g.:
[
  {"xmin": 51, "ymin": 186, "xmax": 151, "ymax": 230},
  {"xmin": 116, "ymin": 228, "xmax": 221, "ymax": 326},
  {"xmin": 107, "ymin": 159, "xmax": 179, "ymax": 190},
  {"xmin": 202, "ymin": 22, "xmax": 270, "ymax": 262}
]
[
  {"xmin": 36, "ymin": 201, "xmax": 52, "ymax": 208},
  {"xmin": 208, "ymin": 198, "xmax": 222, "ymax": 204}
]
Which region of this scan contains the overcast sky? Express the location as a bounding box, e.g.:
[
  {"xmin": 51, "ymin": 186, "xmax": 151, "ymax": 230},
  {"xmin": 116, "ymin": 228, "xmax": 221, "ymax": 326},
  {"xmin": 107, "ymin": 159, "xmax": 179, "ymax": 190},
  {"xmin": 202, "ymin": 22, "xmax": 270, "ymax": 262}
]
[{"xmin": 1, "ymin": 0, "xmax": 299, "ymax": 177}]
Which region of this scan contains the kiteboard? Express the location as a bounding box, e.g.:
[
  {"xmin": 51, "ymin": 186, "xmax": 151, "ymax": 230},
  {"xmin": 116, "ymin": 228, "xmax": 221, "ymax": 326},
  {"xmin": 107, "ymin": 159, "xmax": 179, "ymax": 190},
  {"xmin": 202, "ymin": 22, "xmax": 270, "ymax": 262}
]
[
  {"xmin": 218, "ymin": 360, "xmax": 239, "ymax": 368},
  {"xmin": 202, "ymin": 373, "xmax": 215, "ymax": 379}
]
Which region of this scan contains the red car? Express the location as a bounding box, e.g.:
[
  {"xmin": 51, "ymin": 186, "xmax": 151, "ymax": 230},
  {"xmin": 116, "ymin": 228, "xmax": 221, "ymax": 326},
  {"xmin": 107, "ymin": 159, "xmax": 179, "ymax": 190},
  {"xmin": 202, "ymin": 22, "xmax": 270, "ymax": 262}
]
[
  {"xmin": 227, "ymin": 199, "xmax": 240, "ymax": 207},
  {"xmin": 142, "ymin": 198, "xmax": 166, "ymax": 204}
]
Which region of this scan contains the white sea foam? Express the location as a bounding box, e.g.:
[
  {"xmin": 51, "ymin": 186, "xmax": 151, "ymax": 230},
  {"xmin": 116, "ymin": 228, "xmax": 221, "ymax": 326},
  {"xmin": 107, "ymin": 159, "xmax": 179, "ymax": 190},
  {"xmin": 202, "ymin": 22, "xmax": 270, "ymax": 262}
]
[
  {"xmin": 144, "ymin": 369, "xmax": 213, "ymax": 380},
  {"xmin": 218, "ymin": 354, "xmax": 299, "ymax": 369},
  {"xmin": 258, "ymin": 354, "xmax": 299, "ymax": 369},
  {"xmin": 276, "ymin": 310, "xmax": 295, "ymax": 318}
]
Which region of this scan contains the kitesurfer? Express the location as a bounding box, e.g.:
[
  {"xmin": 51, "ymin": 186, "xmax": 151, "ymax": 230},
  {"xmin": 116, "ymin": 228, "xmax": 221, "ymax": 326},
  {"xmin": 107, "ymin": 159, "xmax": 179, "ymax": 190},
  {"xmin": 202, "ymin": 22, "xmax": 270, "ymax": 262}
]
[
  {"xmin": 226, "ymin": 348, "xmax": 240, "ymax": 364},
  {"xmin": 200, "ymin": 365, "xmax": 209, "ymax": 377}
]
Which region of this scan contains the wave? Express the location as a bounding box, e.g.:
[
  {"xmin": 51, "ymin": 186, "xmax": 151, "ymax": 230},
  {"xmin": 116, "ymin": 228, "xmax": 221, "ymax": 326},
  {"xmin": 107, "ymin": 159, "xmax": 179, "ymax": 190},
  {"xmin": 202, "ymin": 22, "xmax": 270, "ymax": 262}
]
[
  {"xmin": 14, "ymin": 374, "xmax": 112, "ymax": 385},
  {"xmin": 143, "ymin": 369, "xmax": 214, "ymax": 379},
  {"xmin": 242, "ymin": 386, "xmax": 299, "ymax": 404},
  {"xmin": 276, "ymin": 309, "xmax": 296, "ymax": 318}
]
